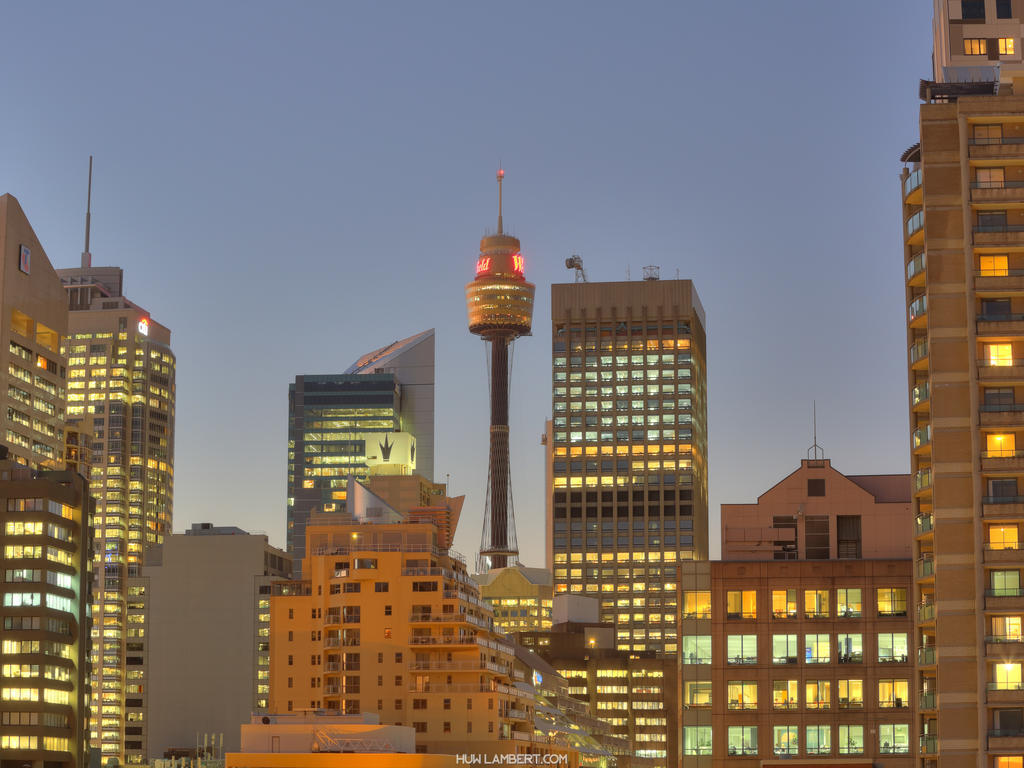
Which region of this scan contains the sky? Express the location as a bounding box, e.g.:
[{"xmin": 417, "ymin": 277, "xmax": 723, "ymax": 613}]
[{"xmin": 1, "ymin": 2, "xmax": 932, "ymax": 563}]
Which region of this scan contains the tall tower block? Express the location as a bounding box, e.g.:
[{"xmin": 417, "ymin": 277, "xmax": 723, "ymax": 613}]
[{"xmin": 466, "ymin": 170, "xmax": 535, "ymax": 569}]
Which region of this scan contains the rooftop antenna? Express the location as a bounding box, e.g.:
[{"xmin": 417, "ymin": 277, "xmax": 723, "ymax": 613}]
[
  {"xmin": 626, "ymin": 266, "xmax": 631, "ymax": 281},
  {"xmin": 82, "ymin": 155, "xmax": 93, "ymax": 269},
  {"xmin": 496, "ymin": 167, "xmax": 504, "ymax": 235},
  {"xmin": 807, "ymin": 400, "xmax": 826, "ymax": 460}
]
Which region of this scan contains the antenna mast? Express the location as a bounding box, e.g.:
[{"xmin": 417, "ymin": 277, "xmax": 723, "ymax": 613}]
[
  {"xmin": 82, "ymin": 156, "xmax": 93, "ymax": 269},
  {"xmin": 807, "ymin": 401, "xmax": 825, "ymax": 460}
]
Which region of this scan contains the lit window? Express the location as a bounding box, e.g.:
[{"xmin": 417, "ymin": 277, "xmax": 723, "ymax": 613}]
[
  {"xmin": 726, "ymin": 590, "xmax": 756, "ymax": 619},
  {"xmin": 727, "ymin": 726, "xmax": 757, "ymax": 757},
  {"xmin": 988, "ymin": 433, "xmax": 1017, "ymax": 457},
  {"xmin": 964, "ymin": 38, "xmax": 988, "ymax": 55},
  {"xmin": 838, "ymin": 725, "xmax": 864, "ymax": 755},
  {"xmin": 990, "ymin": 525, "xmax": 1020, "ymax": 550},
  {"xmin": 838, "ymin": 679, "xmax": 863, "ymax": 708},
  {"xmin": 771, "ymin": 589, "xmax": 797, "ymax": 618},
  {"xmin": 879, "ymin": 724, "xmax": 910, "ymax": 754},
  {"xmin": 878, "ymin": 679, "xmax": 909, "ymax": 707},
  {"xmin": 773, "ymin": 726, "xmax": 798, "ymax": 756},
  {"xmin": 995, "ymin": 662, "xmax": 1023, "ymax": 690},
  {"xmin": 727, "ymin": 681, "xmax": 757, "ymax": 710},
  {"xmin": 772, "ymin": 680, "xmax": 798, "ymax": 709},
  {"xmin": 992, "ymin": 615, "xmax": 1023, "ymax": 641},
  {"xmin": 988, "ymin": 343, "xmax": 1014, "ymax": 367},
  {"xmin": 1001, "ymin": 38, "xmax": 1016, "ymax": 55},
  {"xmin": 981, "ymin": 255, "xmax": 1011, "ymax": 276}
]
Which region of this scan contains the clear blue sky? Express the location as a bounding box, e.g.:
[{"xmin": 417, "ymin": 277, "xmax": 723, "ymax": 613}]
[{"xmin": 1, "ymin": 2, "xmax": 931, "ymax": 562}]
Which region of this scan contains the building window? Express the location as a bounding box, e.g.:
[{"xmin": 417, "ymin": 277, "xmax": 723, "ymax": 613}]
[
  {"xmin": 727, "ymin": 681, "xmax": 757, "ymax": 710},
  {"xmin": 836, "ymin": 588, "xmax": 862, "ymax": 617},
  {"xmin": 804, "ymin": 589, "xmax": 829, "ymax": 618},
  {"xmin": 992, "ymin": 615, "xmax": 1023, "ymax": 642},
  {"xmin": 681, "ymin": 635, "xmax": 711, "ymax": 665},
  {"xmin": 771, "ymin": 589, "xmax": 797, "ymax": 618},
  {"xmin": 877, "ymin": 588, "xmax": 907, "ymax": 616},
  {"xmin": 683, "ymin": 726, "xmax": 711, "ymax": 756},
  {"xmin": 684, "ymin": 680, "xmax": 712, "ymax": 707},
  {"xmin": 964, "ymin": 38, "xmax": 988, "ymax": 54},
  {"xmin": 726, "ymin": 635, "xmax": 757, "ymax": 665},
  {"xmin": 837, "ymin": 633, "xmax": 863, "ymax": 663},
  {"xmin": 727, "ymin": 726, "xmax": 757, "ymax": 757},
  {"xmin": 806, "ymin": 725, "xmax": 831, "ymax": 755},
  {"xmin": 726, "ymin": 590, "xmax": 756, "ymax": 619},
  {"xmin": 772, "ymin": 680, "xmax": 798, "ymax": 710},
  {"xmin": 988, "ymin": 343, "xmax": 1015, "ymax": 366},
  {"xmin": 805, "ymin": 634, "xmax": 830, "ymax": 664},
  {"xmin": 838, "ymin": 725, "xmax": 864, "ymax": 755},
  {"xmin": 878, "ymin": 633, "xmax": 909, "ymax": 663},
  {"xmin": 803, "ymin": 680, "xmax": 831, "ymax": 711},
  {"xmin": 838, "ymin": 679, "xmax": 863, "ymax": 708},
  {"xmin": 994, "ymin": 662, "xmax": 1022, "ymax": 690},
  {"xmin": 878, "ymin": 679, "xmax": 909, "ymax": 708},
  {"xmin": 993, "ymin": 570, "xmax": 1022, "ymax": 597},
  {"xmin": 962, "ymin": 0, "xmax": 986, "ymax": 19},
  {"xmin": 981, "ymin": 255, "xmax": 1011, "ymax": 276},
  {"xmin": 878, "ymin": 724, "xmax": 910, "ymax": 754},
  {"xmin": 772, "ymin": 726, "xmax": 798, "ymax": 756},
  {"xmin": 1001, "ymin": 38, "xmax": 1017, "ymax": 55},
  {"xmin": 682, "ymin": 591, "xmax": 710, "ymax": 618},
  {"xmin": 771, "ymin": 634, "xmax": 798, "ymax": 664},
  {"xmin": 807, "ymin": 478, "xmax": 825, "ymax": 496}
]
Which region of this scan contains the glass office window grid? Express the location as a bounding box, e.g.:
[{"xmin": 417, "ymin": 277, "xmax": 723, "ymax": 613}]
[{"xmin": 550, "ymin": 319, "xmax": 706, "ymax": 654}]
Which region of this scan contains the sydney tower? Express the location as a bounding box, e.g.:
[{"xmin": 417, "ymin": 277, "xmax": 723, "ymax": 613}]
[{"xmin": 466, "ymin": 170, "xmax": 535, "ymax": 570}]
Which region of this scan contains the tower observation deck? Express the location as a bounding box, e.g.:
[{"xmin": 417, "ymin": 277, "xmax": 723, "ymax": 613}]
[{"xmin": 466, "ymin": 170, "xmax": 535, "ymax": 569}]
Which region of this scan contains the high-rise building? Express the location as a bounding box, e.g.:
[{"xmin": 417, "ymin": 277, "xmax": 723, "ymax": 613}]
[
  {"xmin": 473, "ymin": 565, "xmax": 553, "ymax": 635},
  {"xmin": 121, "ymin": 523, "xmax": 290, "ymax": 763},
  {"xmin": 547, "ymin": 276, "xmax": 707, "ymax": 655},
  {"xmin": 1, "ymin": 194, "xmax": 69, "ymax": 470},
  {"xmin": 0, "ymin": 453, "xmax": 94, "ymax": 768},
  {"xmin": 268, "ymin": 477, "xmax": 577, "ymax": 764},
  {"xmin": 900, "ymin": 8, "xmax": 1024, "ymax": 768},
  {"xmin": 466, "ymin": 170, "xmax": 534, "ymax": 571},
  {"xmin": 286, "ymin": 329, "xmax": 434, "ymax": 576},
  {"xmin": 57, "ymin": 236, "xmax": 175, "ymax": 764}
]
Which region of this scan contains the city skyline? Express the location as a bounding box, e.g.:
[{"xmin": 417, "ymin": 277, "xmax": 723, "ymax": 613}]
[{"xmin": 0, "ymin": 2, "xmax": 931, "ymax": 566}]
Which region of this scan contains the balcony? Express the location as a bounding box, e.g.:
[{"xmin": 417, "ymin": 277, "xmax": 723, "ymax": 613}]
[
  {"xmin": 969, "ymin": 136, "xmax": 1024, "ymax": 158},
  {"xmin": 975, "ymin": 225, "xmax": 1024, "ymax": 246},
  {"xmin": 978, "ymin": 312, "xmax": 1024, "ymax": 336},
  {"xmin": 920, "ymin": 734, "xmax": 938, "ymax": 754},
  {"xmin": 986, "ymin": 587, "xmax": 1024, "ymax": 610},
  {"xmin": 909, "ymin": 295, "xmax": 928, "ymax": 328},
  {"xmin": 913, "ymin": 425, "xmax": 932, "ymax": 454},
  {"xmin": 906, "ymin": 211, "xmax": 925, "ymax": 244},
  {"xmin": 989, "ymin": 729, "xmax": 1024, "ymax": 751},
  {"xmin": 971, "ymin": 180, "xmax": 1024, "ymax": 203},
  {"xmin": 977, "ymin": 269, "xmax": 1024, "ymax": 294},
  {"xmin": 915, "ymin": 468, "xmax": 933, "ymax": 495},
  {"xmin": 910, "ymin": 339, "xmax": 929, "ymax": 370},
  {"xmin": 904, "ymin": 168, "xmax": 923, "ymax": 202},
  {"xmin": 981, "ymin": 359, "xmax": 1024, "ymax": 382},
  {"xmin": 988, "ymin": 681, "xmax": 1024, "ymax": 703},
  {"xmin": 918, "ymin": 646, "xmax": 937, "ymax": 666},
  {"xmin": 912, "ymin": 381, "xmax": 930, "ymax": 411},
  {"xmin": 915, "ymin": 513, "xmax": 934, "ymax": 536},
  {"xmin": 918, "ymin": 602, "xmax": 936, "ymax": 623},
  {"xmin": 907, "ymin": 252, "xmax": 927, "ymax": 286},
  {"xmin": 408, "ymin": 635, "xmax": 476, "ymax": 647},
  {"xmin": 919, "ymin": 691, "xmax": 936, "ymax": 710},
  {"xmin": 984, "ymin": 496, "xmax": 1024, "ymax": 518},
  {"xmin": 916, "ymin": 556, "xmax": 935, "ymax": 580},
  {"xmin": 982, "ymin": 450, "xmax": 1024, "ymax": 472},
  {"xmin": 985, "ymin": 543, "xmax": 1024, "ymax": 563},
  {"xmin": 982, "ymin": 404, "xmax": 1024, "ymax": 427}
]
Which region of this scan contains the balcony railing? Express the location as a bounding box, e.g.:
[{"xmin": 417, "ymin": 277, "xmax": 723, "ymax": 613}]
[
  {"xmin": 910, "ymin": 295, "xmax": 928, "ymax": 322},
  {"xmin": 986, "ymin": 588, "xmax": 1024, "ymax": 597},
  {"xmin": 918, "ymin": 602, "xmax": 936, "ymax": 622},
  {"xmin": 987, "ymin": 681, "xmax": 1024, "ymax": 690},
  {"xmin": 984, "ymin": 495, "xmax": 1024, "ymax": 505},
  {"xmin": 910, "ymin": 340, "xmax": 929, "ymax": 365},
  {"xmin": 920, "ymin": 691, "xmax": 936, "ymax": 709},
  {"xmin": 907, "ymin": 252, "xmax": 927, "ymax": 281},
  {"xmin": 912, "ymin": 381, "xmax": 930, "ymax": 407},
  {"xmin": 979, "ymin": 313, "xmax": 1024, "ymax": 323},
  {"xmin": 918, "ymin": 646, "xmax": 936, "ymax": 665},
  {"xmin": 983, "ymin": 450, "xmax": 1024, "ymax": 459},
  {"xmin": 904, "ymin": 168, "xmax": 923, "ymax": 197},
  {"xmin": 975, "ymin": 225, "xmax": 1024, "ymax": 234},
  {"xmin": 919, "ymin": 734, "xmax": 938, "ymax": 754},
  {"xmin": 915, "ymin": 513, "xmax": 934, "ymax": 535},
  {"xmin": 907, "ymin": 211, "xmax": 924, "ymax": 237},
  {"xmin": 987, "ymin": 634, "xmax": 1024, "ymax": 643},
  {"xmin": 913, "ymin": 425, "xmax": 932, "ymax": 450},
  {"xmin": 916, "ymin": 557, "xmax": 935, "ymax": 579},
  {"xmin": 915, "ymin": 468, "xmax": 933, "ymax": 492},
  {"xmin": 982, "ymin": 404, "xmax": 1024, "ymax": 413}
]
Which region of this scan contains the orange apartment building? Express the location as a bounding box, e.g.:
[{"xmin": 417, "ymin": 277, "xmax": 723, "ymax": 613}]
[
  {"xmin": 268, "ymin": 474, "xmax": 578, "ymax": 763},
  {"xmin": 698, "ymin": 458, "xmax": 916, "ymax": 766}
]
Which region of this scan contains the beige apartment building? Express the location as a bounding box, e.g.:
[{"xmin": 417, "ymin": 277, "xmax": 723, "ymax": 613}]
[
  {"xmin": 901, "ymin": 5, "xmax": 1024, "ymax": 766},
  {"xmin": 547, "ymin": 277, "xmax": 708, "ymax": 656},
  {"xmin": 1, "ymin": 194, "xmax": 68, "ymax": 470},
  {"xmin": 122, "ymin": 524, "xmax": 291, "ymax": 763}
]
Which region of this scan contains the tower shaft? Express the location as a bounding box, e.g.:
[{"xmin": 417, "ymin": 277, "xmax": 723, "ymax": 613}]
[{"xmin": 486, "ymin": 336, "xmax": 512, "ymax": 567}]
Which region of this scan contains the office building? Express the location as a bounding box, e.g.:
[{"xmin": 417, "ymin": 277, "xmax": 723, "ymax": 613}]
[
  {"xmin": 898, "ymin": 6, "xmax": 1024, "ymax": 767},
  {"xmin": 691, "ymin": 459, "xmax": 915, "ymax": 766},
  {"xmin": 267, "ymin": 477, "xmax": 577, "ymax": 764},
  {"xmin": 0, "ymin": 453, "xmax": 94, "ymax": 768},
  {"xmin": 120, "ymin": 524, "xmax": 290, "ymax": 763},
  {"xmin": 1, "ymin": 194, "xmax": 68, "ymax": 470},
  {"xmin": 57, "ymin": 235, "xmax": 175, "ymax": 764},
  {"xmin": 287, "ymin": 329, "xmax": 434, "ymax": 575},
  {"xmin": 474, "ymin": 566, "xmax": 553, "ymax": 635},
  {"xmin": 465, "ymin": 170, "xmax": 535, "ymax": 570},
  {"xmin": 547, "ymin": 276, "xmax": 707, "ymax": 655}
]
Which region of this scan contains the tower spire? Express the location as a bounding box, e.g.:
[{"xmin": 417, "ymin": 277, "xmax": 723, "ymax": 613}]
[
  {"xmin": 82, "ymin": 156, "xmax": 93, "ymax": 269},
  {"xmin": 496, "ymin": 168, "xmax": 504, "ymax": 235}
]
